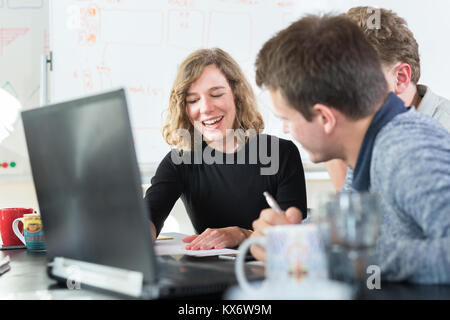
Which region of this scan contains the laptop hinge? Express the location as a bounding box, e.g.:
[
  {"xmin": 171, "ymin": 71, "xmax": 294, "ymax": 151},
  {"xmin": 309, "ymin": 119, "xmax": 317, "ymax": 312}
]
[{"xmin": 52, "ymin": 257, "xmax": 144, "ymax": 298}]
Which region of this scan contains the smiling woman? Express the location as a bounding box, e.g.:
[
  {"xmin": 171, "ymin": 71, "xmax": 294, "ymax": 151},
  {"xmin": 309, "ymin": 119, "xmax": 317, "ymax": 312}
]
[
  {"xmin": 185, "ymin": 64, "xmax": 237, "ymax": 152},
  {"xmin": 144, "ymin": 48, "xmax": 307, "ymax": 251},
  {"xmin": 163, "ymin": 48, "xmax": 264, "ymax": 152}
]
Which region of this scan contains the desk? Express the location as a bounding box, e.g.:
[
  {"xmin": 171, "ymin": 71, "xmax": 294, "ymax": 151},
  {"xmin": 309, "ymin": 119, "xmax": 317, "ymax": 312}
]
[
  {"xmin": 1, "ymin": 248, "xmax": 450, "ymax": 300},
  {"xmin": 0, "ymin": 247, "xmax": 264, "ymax": 300}
]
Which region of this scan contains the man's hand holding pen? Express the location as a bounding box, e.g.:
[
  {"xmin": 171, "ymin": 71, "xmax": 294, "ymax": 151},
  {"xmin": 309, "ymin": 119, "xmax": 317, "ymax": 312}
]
[{"xmin": 250, "ymin": 192, "xmax": 303, "ymax": 261}]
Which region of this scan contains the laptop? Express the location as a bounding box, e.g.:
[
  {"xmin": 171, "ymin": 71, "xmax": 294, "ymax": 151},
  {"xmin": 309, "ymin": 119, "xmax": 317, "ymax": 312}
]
[{"xmin": 21, "ymin": 89, "xmax": 262, "ymax": 299}]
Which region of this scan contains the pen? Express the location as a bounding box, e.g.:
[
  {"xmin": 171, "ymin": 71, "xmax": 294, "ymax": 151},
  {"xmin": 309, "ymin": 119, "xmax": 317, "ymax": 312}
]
[
  {"xmin": 218, "ymin": 254, "xmax": 236, "ymax": 261},
  {"xmin": 263, "ymin": 191, "xmax": 283, "ymax": 215}
]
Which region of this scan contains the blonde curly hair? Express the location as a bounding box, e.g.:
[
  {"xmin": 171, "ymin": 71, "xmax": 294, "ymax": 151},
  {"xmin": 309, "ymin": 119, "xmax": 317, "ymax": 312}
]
[{"xmin": 163, "ymin": 48, "xmax": 264, "ymax": 151}]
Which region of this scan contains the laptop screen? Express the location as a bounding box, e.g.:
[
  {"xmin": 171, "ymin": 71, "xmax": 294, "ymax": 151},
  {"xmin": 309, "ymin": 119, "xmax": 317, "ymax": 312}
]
[{"xmin": 22, "ymin": 89, "xmax": 157, "ymax": 283}]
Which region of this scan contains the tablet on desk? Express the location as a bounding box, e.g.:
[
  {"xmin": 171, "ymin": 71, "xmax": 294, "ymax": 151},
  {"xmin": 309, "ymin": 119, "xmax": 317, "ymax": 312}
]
[{"xmin": 218, "ymin": 252, "xmax": 256, "ymax": 262}]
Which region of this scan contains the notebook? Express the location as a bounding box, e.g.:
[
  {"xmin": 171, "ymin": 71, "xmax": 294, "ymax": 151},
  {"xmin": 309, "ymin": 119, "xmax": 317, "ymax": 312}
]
[{"xmin": 21, "ymin": 88, "xmax": 262, "ymax": 299}]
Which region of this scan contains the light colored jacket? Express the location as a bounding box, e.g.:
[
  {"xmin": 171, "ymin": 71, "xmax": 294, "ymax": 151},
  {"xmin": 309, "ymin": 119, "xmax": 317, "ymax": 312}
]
[{"xmin": 416, "ymin": 85, "xmax": 450, "ymax": 132}]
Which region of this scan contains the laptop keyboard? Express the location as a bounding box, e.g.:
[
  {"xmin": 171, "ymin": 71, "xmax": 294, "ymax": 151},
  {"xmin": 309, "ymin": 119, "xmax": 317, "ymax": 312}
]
[
  {"xmin": 146, "ymin": 256, "xmax": 264, "ymax": 299},
  {"xmin": 158, "ymin": 256, "xmax": 237, "ymax": 283}
]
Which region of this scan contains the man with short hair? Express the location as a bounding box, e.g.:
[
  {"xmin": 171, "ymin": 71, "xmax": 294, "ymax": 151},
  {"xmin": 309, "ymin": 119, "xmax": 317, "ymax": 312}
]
[
  {"xmin": 250, "ymin": 14, "xmax": 450, "ymax": 284},
  {"xmin": 326, "ymin": 7, "xmax": 450, "ymax": 191}
]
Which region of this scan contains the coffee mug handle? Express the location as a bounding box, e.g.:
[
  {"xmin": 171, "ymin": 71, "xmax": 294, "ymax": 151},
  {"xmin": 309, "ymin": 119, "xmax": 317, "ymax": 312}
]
[
  {"xmin": 12, "ymin": 218, "xmax": 26, "ymax": 245},
  {"xmin": 235, "ymin": 237, "xmax": 266, "ymax": 295}
]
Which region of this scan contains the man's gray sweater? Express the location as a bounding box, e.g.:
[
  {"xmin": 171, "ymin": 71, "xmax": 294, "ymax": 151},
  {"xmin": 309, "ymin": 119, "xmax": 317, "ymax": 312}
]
[{"xmin": 370, "ymin": 108, "xmax": 450, "ymax": 284}]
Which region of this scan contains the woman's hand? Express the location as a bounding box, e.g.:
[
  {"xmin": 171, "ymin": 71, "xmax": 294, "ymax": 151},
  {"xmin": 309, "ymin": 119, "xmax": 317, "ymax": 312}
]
[{"xmin": 182, "ymin": 227, "xmax": 251, "ymax": 250}]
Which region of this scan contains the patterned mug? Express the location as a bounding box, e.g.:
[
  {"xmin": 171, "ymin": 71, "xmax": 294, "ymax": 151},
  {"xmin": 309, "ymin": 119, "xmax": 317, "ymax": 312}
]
[{"xmin": 12, "ymin": 213, "xmax": 46, "ymax": 251}]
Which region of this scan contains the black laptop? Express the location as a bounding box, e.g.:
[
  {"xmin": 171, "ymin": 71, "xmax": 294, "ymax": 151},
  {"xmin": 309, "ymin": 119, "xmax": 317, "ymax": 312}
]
[{"xmin": 21, "ymin": 89, "xmax": 262, "ymax": 299}]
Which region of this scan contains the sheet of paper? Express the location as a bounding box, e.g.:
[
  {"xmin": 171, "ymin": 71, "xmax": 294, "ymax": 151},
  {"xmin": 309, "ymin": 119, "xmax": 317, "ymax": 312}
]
[{"xmin": 155, "ymin": 241, "xmax": 238, "ymax": 257}]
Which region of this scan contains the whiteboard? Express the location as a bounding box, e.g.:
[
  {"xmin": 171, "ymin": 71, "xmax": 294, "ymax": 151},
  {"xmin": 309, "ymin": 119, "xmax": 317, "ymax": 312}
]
[
  {"xmin": 0, "ymin": 0, "xmax": 48, "ymax": 180},
  {"xmin": 49, "ymin": 0, "xmax": 450, "ymax": 175}
]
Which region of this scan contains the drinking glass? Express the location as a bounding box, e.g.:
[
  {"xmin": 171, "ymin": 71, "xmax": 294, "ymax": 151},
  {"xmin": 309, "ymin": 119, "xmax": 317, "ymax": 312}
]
[{"xmin": 316, "ymin": 191, "xmax": 382, "ymax": 286}]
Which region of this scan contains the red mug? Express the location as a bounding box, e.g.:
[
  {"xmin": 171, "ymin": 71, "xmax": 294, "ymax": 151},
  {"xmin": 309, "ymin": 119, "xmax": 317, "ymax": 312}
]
[{"xmin": 0, "ymin": 208, "xmax": 35, "ymax": 247}]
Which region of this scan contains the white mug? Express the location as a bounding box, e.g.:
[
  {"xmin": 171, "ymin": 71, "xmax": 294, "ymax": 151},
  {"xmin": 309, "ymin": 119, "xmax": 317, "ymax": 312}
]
[{"xmin": 236, "ymin": 224, "xmax": 328, "ymax": 296}]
